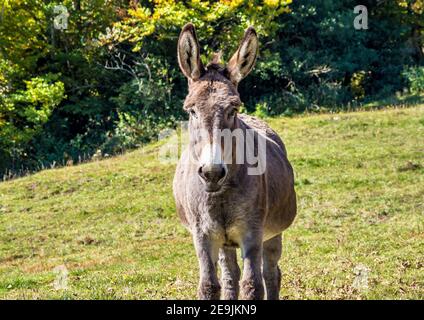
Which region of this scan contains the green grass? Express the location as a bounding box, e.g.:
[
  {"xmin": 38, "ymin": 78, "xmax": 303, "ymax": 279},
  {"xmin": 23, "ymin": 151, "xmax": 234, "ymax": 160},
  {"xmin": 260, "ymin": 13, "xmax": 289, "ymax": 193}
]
[{"xmin": 0, "ymin": 106, "xmax": 423, "ymax": 300}]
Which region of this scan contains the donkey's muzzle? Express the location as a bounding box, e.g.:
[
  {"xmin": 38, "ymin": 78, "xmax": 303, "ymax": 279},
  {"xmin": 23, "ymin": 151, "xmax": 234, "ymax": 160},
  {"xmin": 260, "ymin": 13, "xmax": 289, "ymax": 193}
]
[{"xmin": 198, "ymin": 163, "xmax": 227, "ymax": 190}]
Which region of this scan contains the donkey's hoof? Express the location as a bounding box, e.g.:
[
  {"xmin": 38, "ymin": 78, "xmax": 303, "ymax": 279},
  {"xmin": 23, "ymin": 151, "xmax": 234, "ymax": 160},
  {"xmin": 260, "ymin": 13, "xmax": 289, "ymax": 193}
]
[
  {"xmin": 221, "ymin": 289, "xmax": 238, "ymax": 300},
  {"xmin": 198, "ymin": 281, "xmax": 221, "ymax": 300},
  {"xmin": 240, "ymin": 279, "xmax": 264, "ymax": 300}
]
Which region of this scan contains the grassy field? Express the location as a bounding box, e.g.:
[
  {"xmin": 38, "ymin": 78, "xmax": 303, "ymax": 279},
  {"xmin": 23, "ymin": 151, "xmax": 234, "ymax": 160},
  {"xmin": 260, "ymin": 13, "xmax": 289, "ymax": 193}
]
[{"xmin": 0, "ymin": 106, "xmax": 423, "ymax": 300}]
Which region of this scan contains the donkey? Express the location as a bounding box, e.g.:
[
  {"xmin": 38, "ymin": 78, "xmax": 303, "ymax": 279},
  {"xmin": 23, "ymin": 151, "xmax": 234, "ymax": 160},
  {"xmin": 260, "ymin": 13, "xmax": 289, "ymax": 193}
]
[{"xmin": 173, "ymin": 23, "xmax": 297, "ymax": 300}]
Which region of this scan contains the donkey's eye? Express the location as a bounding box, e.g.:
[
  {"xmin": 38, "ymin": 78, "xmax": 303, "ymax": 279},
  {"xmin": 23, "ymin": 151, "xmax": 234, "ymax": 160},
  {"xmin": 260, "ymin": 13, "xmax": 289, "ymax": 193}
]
[
  {"xmin": 228, "ymin": 108, "xmax": 237, "ymax": 119},
  {"xmin": 190, "ymin": 109, "xmax": 197, "ymax": 119}
]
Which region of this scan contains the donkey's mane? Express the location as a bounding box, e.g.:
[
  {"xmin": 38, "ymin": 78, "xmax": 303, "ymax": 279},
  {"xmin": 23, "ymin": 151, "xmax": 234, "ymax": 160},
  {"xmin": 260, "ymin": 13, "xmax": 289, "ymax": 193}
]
[{"xmin": 205, "ymin": 51, "xmax": 226, "ymax": 75}]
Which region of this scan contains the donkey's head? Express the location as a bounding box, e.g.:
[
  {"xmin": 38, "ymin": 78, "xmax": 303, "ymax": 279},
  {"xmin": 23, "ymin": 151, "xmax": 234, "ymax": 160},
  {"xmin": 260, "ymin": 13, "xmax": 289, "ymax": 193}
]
[{"xmin": 178, "ymin": 23, "xmax": 259, "ymax": 192}]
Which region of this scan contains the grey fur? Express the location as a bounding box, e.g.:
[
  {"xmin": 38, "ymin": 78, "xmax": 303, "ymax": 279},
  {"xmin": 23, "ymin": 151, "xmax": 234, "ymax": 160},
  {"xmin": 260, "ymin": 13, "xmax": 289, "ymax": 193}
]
[{"xmin": 173, "ymin": 23, "xmax": 297, "ymax": 300}]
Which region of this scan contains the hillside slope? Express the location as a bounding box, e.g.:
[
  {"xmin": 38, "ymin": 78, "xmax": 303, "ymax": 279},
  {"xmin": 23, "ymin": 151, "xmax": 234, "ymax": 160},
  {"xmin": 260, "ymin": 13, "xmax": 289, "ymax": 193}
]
[{"xmin": 0, "ymin": 106, "xmax": 423, "ymax": 299}]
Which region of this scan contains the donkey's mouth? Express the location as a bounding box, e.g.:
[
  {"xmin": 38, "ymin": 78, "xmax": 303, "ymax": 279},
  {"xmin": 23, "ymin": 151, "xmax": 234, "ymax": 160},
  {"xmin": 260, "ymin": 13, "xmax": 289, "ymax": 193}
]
[{"xmin": 204, "ymin": 183, "xmax": 223, "ymax": 193}]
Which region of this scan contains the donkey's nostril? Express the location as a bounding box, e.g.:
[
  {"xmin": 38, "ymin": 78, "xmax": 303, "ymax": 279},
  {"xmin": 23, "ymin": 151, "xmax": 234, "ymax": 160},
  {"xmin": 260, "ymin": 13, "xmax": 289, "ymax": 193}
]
[
  {"xmin": 198, "ymin": 165, "xmax": 211, "ymax": 181},
  {"xmin": 198, "ymin": 166, "xmax": 205, "ymax": 179},
  {"xmin": 219, "ymin": 167, "xmax": 226, "ymax": 180}
]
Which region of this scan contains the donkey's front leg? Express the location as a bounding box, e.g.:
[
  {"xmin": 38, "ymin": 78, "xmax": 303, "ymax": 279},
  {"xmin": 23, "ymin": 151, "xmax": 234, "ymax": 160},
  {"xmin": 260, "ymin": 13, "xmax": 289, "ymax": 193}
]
[
  {"xmin": 240, "ymin": 231, "xmax": 265, "ymax": 300},
  {"xmin": 219, "ymin": 247, "xmax": 240, "ymax": 300},
  {"xmin": 193, "ymin": 232, "xmax": 221, "ymax": 300}
]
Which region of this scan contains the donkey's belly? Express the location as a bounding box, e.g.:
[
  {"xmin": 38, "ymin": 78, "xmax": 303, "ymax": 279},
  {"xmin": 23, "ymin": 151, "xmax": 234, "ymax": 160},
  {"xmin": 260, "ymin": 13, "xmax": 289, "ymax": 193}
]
[
  {"xmin": 222, "ymin": 222, "xmax": 286, "ymax": 247},
  {"xmin": 222, "ymin": 207, "xmax": 287, "ymax": 247},
  {"xmin": 263, "ymin": 189, "xmax": 297, "ymax": 241}
]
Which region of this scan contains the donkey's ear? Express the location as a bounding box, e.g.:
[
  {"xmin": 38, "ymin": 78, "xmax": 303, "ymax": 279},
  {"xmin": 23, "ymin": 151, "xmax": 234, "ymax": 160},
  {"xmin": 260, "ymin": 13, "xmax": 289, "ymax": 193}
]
[
  {"xmin": 226, "ymin": 27, "xmax": 258, "ymax": 85},
  {"xmin": 178, "ymin": 23, "xmax": 204, "ymax": 81}
]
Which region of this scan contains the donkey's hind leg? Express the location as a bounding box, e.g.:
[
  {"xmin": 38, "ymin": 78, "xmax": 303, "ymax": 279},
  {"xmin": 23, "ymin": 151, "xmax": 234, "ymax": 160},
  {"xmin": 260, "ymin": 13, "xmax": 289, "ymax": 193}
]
[
  {"xmin": 263, "ymin": 234, "xmax": 282, "ymax": 300},
  {"xmin": 219, "ymin": 247, "xmax": 240, "ymax": 300}
]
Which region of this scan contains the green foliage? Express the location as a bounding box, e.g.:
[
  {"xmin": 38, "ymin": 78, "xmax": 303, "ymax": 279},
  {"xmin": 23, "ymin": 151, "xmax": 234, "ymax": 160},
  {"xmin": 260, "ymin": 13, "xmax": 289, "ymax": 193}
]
[
  {"xmin": 0, "ymin": 0, "xmax": 423, "ymax": 175},
  {"xmin": 250, "ymin": 0, "xmax": 423, "ymax": 113},
  {"xmin": 0, "ymin": 74, "xmax": 65, "ymax": 170},
  {"xmin": 253, "ymin": 102, "xmax": 269, "ymax": 119},
  {"xmin": 403, "ymin": 66, "xmax": 424, "ymax": 94},
  {"xmin": 0, "ymin": 0, "xmax": 125, "ymax": 173},
  {"xmin": 92, "ymin": 53, "xmax": 183, "ymax": 155}
]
